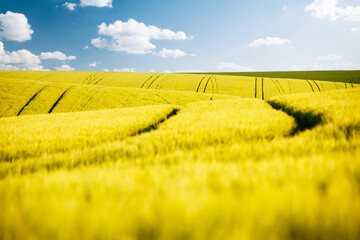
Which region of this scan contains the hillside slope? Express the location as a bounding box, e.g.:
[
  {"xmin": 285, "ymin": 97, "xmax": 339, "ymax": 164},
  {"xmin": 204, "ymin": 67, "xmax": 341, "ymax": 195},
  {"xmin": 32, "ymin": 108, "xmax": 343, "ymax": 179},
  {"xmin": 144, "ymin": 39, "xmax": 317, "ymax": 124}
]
[
  {"xmin": 1, "ymin": 71, "xmax": 357, "ymax": 100},
  {"xmin": 0, "ymin": 77, "xmax": 236, "ymax": 117}
]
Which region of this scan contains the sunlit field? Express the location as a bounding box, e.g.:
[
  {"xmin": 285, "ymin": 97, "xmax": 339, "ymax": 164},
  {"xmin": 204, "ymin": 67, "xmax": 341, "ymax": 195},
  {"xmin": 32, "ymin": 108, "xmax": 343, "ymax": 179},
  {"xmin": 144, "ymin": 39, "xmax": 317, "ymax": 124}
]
[{"xmin": 1, "ymin": 71, "xmax": 360, "ymax": 239}]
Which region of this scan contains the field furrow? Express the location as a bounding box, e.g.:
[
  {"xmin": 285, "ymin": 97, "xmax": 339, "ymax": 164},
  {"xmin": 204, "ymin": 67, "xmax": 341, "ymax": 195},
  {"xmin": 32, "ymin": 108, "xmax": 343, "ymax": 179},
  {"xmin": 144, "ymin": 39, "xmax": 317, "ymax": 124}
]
[
  {"xmin": 306, "ymin": 80, "xmax": 315, "ymax": 92},
  {"xmin": 313, "ymin": 80, "xmax": 321, "ymax": 91},
  {"xmin": 17, "ymin": 86, "xmax": 48, "ymax": 116},
  {"xmin": 48, "ymin": 86, "xmax": 75, "ymax": 113},
  {"xmin": 196, "ymin": 75, "xmax": 207, "ymax": 92},
  {"xmin": 203, "ymin": 76, "xmax": 213, "ymax": 93}
]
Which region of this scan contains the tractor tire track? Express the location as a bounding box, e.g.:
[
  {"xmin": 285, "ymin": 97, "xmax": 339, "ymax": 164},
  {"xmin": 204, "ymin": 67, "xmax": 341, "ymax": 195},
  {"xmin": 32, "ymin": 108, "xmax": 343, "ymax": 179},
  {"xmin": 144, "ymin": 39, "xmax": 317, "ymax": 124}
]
[
  {"xmin": 140, "ymin": 74, "xmax": 157, "ymax": 88},
  {"xmin": 275, "ymin": 79, "xmax": 285, "ymax": 94},
  {"xmin": 17, "ymin": 86, "xmax": 48, "ymax": 116},
  {"xmin": 82, "ymin": 74, "xmax": 93, "ymax": 84},
  {"xmin": 312, "ymin": 80, "xmax": 321, "ymax": 92},
  {"xmin": 255, "ymin": 78, "xmax": 258, "ymax": 98},
  {"xmin": 261, "ymin": 78, "xmax": 265, "ymax": 100},
  {"xmin": 156, "ymin": 74, "xmax": 172, "ymax": 89},
  {"xmin": 196, "ymin": 75, "xmax": 207, "ymax": 92},
  {"xmin": 203, "ymin": 76, "xmax": 213, "ymax": 93},
  {"xmin": 306, "ymin": 80, "xmax": 315, "ymax": 92},
  {"xmin": 147, "ymin": 74, "xmax": 162, "ymax": 89},
  {"xmin": 271, "ymin": 79, "xmax": 283, "ymax": 95},
  {"xmin": 93, "ymin": 72, "xmax": 111, "ymax": 85},
  {"xmin": 48, "ymin": 86, "xmax": 75, "ymax": 113},
  {"xmin": 130, "ymin": 109, "xmax": 179, "ymax": 137},
  {"xmin": 37, "ymin": 73, "xmax": 56, "ymax": 82},
  {"xmin": 88, "ymin": 73, "xmax": 107, "ymax": 85},
  {"xmin": 87, "ymin": 73, "xmax": 102, "ymax": 85}
]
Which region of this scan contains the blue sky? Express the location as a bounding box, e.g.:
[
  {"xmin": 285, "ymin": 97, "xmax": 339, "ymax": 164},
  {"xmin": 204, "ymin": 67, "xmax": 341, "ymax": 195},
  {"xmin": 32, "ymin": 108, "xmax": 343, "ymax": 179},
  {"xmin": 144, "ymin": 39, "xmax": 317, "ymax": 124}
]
[{"xmin": 0, "ymin": 0, "xmax": 359, "ymax": 72}]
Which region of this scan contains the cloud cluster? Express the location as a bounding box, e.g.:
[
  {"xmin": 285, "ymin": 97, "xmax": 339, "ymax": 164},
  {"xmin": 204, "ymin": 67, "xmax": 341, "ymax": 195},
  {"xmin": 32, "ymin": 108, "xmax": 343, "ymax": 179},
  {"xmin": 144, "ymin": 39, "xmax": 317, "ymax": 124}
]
[
  {"xmin": 351, "ymin": 27, "xmax": 360, "ymax": 32},
  {"xmin": 0, "ymin": 42, "xmax": 44, "ymax": 70},
  {"xmin": 0, "ymin": 11, "xmax": 33, "ymax": 42},
  {"xmin": 40, "ymin": 51, "xmax": 76, "ymax": 61},
  {"xmin": 80, "ymin": 0, "xmax": 113, "ymax": 8},
  {"xmin": 91, "ymin": 18, "xmax": 192, "ymax": 54},
  {"xmin": 62, "ymin": 0, "xmax": 112, "ymax": 11},
  {"xmin": 89, "ymin": 61, "xmax": 101, "ymax": 67},
  {"xmin": 305, "ymin": 0, "xmax": 360, "ymax": 21},
  {"xmin": 62, "ymin": 2, "xmax": 77, "ymax": 11},
  {"xmin": 0, "ymin": 42, "xmax": 76, "ymax": 71},
  {"xmin": 153, "ymin": 48, "xmax": 195, "ymax": 58},
  {"xmin": 55, "ymin": 64, "xmax": 75, "ymax": 71},
  {"xmin": 248, "ymin": 37, "xmax": 290, "ymax": 47},
  {"xmin": 217, "ymin": 62, "xmax": 253, "ymax": 72}
]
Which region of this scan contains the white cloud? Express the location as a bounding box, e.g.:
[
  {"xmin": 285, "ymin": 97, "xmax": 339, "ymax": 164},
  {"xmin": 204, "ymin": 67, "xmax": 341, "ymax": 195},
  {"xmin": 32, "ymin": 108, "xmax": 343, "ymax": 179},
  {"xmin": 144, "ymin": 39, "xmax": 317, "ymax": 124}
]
[
  {"xmin": 83, "ymin": 45, "xmax": 90, "ymax": 50},
  {"xmin": 89, "ymin": 61, "xmax": 100, "ymax": 67},
  {"xmin": 248, "ymin": 37, "xmax": 290, "ymax": 47},
  {"xmin": 113, "ymin": 67, "xmax": 136, "ymax": 72},
  {"xmin": 283, "ymin": 6, "xmax": 287, "ymax": 11},
  {"xmin": 91, "ymin": 18, "xmax": 192, "ymax": 54},
  {"xmin": 80, "ymin": 0, "xmax": 113, "ymax": 8},
  {"xmin": 0, "ymin": 63, "xmax": 21, "ymax": 70},
  {"xmin": 39, "ymin": 51, "xmax": 76, "ymax": 61},
  {"xmin": 351, "ymin": 26, "xmax": 360, "ymax": 31},
  {"xmin": 0, "ymin": 42, "xmax": 39, "ymax": 64},
  {"xmin": 55, "ymin": 64, "xmax": 75, "ymax": 71},
  {"xmin": 0, "ymin": 11, "xmax": 33, "ymax": 42},
  {"xmin": 217, "ymin": 62, "xmax": 254, "ymax": 72},
  {"xmin": 63, "ymin": 2, "xmax": 77, "ymax": 11},
  {"xmin": 291, "ymin": 60, "xmax": 360, "ymax": 70},
  {"xmin": 318, "ymin": 54, "xmax": 343, "ymax": 61},
  {"xmin": 305, "ymin": 0, "xmax": 360, "ymax": 22},
  {"xmin": 103, "ymin": 68, "xmax": 109, "ymax": 72},
  {"xmin": 0, "ymin": 42, "xmax": 50, "ymax": 70},
  {"xmin": 153, "ymin": 48, "xmax": 195, "ymax": 58}
]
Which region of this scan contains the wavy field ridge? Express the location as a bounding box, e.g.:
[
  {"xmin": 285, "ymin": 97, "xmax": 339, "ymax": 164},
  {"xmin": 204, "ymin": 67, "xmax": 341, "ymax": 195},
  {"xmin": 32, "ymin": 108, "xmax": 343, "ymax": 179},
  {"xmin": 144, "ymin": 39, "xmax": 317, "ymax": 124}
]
[{"xmin": 0, "ymin": 71, "xmax": 360, "ymax": 239}]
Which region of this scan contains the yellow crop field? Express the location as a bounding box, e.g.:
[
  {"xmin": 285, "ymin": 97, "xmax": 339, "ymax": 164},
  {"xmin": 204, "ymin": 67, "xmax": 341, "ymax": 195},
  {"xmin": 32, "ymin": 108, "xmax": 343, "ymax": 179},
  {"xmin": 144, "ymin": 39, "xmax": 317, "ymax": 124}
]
[
  {"xmin": 1, "ymin": 71, "xmax": 360, "ymax": 239},
  {"xmin": 1, "ymin": 71, "xmax": 357, "ymax": 99},
  {"xmin": 0, "ymin": 77, "xmax": 236, "ymax": 117}
]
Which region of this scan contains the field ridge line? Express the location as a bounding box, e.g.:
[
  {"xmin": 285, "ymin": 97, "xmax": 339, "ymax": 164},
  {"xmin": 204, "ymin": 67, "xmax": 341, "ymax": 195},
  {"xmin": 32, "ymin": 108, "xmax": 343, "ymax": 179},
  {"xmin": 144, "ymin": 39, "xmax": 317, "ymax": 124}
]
[
  {"xmin": 140, "ymin": 74, "xmax": 156, "ymax": 88},
  {"xmin": 267, "ymin": 100, "xmax": 323, "ymax": 136},
  {"xmin": 147, "ymin": 74, "xmax": 162, "ymax": 89},
  {"xmin": 196, "ymin": 75, "xmax": 207, "ymax": 92},
  {"xmin": 48, "ymin": 86, "xmax": 75, "ymax": 113},
  {"xmin": 131, "ymin": 108, "xmax": 180, "ymax": 137},
  {"xmin": 275, "ymin": 79, "xmax": 285, "ymax": 94},
  {"xmin": 17, "ymin": 86, "xmax": 48, "ymax": 116},
  {"xmin": 306, "ymin": 80, "xmax": 315, "ymax": 92},
  {"xmin": 203, "ymin": 76, "xmax": 213, "ymax": 93},
  {"xmin": 255, "ymin": 78, "xmax": 257, "ymax": 98},
  {"xmin": 312, "ymin": 80, "xmax": 321, "ymax": 92}
]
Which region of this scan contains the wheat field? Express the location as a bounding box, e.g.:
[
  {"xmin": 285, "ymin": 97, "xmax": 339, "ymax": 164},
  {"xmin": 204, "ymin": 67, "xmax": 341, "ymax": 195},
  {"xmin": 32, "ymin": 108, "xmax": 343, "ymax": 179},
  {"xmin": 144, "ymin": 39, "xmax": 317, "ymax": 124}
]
[{"xmin": 0, "ymin": 71, "xmax": 360, "ymax": 239}]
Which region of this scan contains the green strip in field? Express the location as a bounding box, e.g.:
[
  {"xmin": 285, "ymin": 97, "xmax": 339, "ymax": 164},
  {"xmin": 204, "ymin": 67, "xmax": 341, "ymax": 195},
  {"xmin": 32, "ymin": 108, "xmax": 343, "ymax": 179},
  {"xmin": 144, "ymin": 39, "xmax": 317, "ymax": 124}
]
[{"xmin": 193, "ymin": 70, "xmax": 360, "ymax": 83}]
